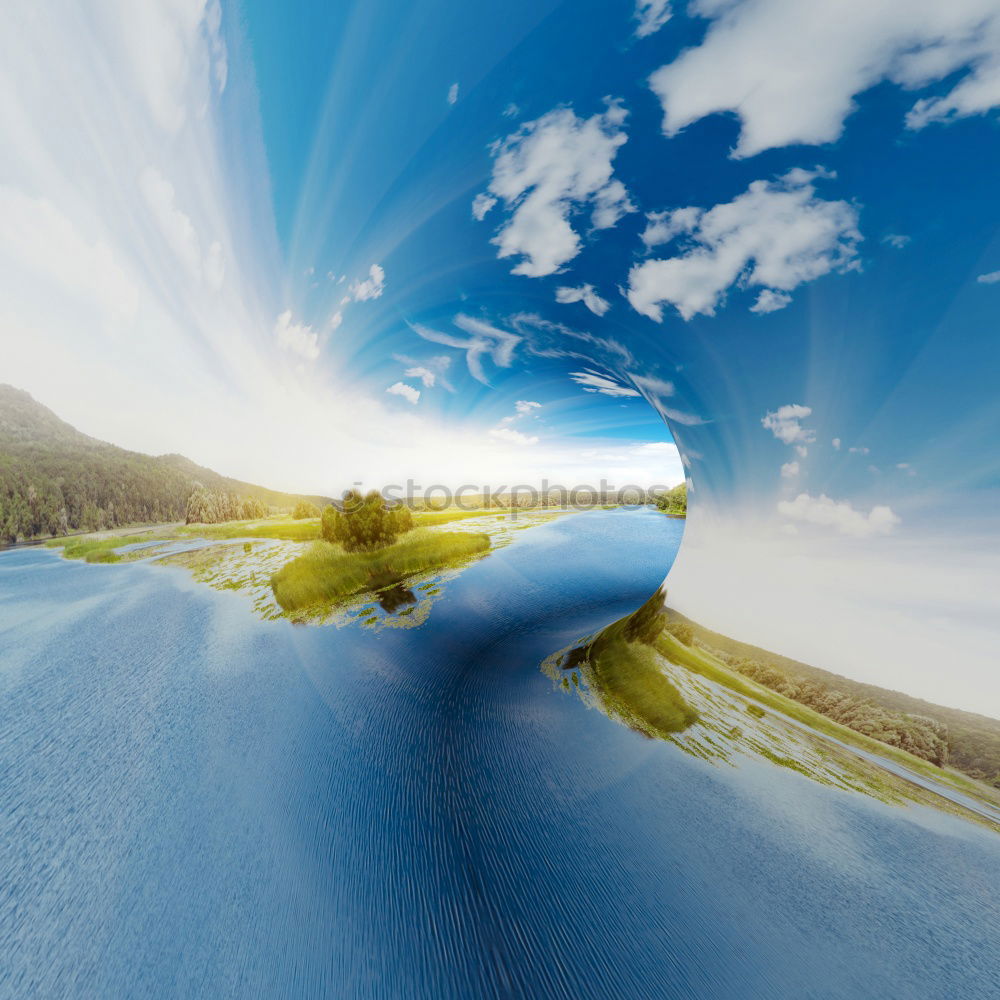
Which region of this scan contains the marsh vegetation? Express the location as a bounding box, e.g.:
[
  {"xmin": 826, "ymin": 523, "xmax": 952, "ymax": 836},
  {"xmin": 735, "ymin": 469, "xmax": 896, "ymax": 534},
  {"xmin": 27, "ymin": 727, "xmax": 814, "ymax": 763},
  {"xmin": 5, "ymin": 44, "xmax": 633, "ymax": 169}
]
[{"xmin": 271, "ymin": 529, "xmax": 490, "ymax": 613}]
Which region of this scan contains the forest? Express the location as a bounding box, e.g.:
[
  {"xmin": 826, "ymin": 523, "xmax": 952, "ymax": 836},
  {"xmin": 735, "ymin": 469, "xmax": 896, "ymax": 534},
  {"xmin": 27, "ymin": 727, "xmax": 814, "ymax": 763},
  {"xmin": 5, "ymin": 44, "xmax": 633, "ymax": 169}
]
[
  {"xmin": 0, "ymin": 385, "xmax": 328, "ymax": 542},
  {"xmin": 668, "ymin": 611, "xmax": 1000, "ymax": 786},
  {"xmin": 653, "ymin": 482, "xmax": 687, "ymax": 517}
]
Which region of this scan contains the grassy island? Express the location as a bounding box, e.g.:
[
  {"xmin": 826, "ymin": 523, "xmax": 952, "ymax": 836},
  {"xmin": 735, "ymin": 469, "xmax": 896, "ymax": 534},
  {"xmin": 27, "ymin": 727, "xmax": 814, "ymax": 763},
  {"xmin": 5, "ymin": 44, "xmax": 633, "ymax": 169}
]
[
  {"xmin": 270, "ymin": 529, "xmax": 490, "ymax": 612},
  {"xmin": 554, "ymin": 592, "xmax": 700, "ymax": 740}
]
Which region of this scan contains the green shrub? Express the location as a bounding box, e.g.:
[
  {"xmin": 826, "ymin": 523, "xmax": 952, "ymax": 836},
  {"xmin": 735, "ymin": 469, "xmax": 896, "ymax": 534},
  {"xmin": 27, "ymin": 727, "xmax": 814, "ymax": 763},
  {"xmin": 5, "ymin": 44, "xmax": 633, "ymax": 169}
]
[{"xmin": 320, "ymin": 491, "xmax": 412, "ymax": 552}]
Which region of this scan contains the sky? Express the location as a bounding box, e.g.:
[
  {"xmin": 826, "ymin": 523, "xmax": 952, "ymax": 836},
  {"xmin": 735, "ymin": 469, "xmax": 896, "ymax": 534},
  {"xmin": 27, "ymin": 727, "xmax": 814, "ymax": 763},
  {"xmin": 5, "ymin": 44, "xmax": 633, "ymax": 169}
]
[{"xmin": 1, "ymin": 0, "xmax": 999, "ymax": 711}]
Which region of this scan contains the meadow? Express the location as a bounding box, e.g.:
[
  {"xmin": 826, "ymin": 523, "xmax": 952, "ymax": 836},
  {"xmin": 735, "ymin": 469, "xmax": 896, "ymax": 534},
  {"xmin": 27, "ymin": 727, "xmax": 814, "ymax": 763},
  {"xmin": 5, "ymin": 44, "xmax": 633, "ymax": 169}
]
[{"xmin": 270, "ymin": 529, "xmax": 491, "ymax": 612}]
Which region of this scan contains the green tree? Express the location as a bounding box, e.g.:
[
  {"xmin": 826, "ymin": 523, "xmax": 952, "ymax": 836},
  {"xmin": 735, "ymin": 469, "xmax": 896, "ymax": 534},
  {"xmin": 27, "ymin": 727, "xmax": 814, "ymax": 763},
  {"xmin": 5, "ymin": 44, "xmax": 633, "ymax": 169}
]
[
  {"xmin": 292, "ymin": 499, "xmax": 320, "ymax": 519},
  {"xmin": 654, "ymin": 482, "xmax": 687, "ymax": 516},
  {"xmin": 322, "ymin": 490, "xmax": 412, "ymax": 552}
]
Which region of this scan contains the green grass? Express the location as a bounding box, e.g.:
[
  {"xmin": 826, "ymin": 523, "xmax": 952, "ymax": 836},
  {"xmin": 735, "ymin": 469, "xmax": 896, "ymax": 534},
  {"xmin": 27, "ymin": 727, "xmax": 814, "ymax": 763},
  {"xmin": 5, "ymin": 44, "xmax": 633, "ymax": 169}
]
[
  {"xmin": 410, "ymin": 508, "xmax": 497, "ymax": 527},
  {"xmin": 270, "ymin": 528, "xmax": 491, "ymax": 611},
  {"xmin": 652, "ymin": 630, "xmax": 1000, "ymax": 807},
  {"xmin": 587, "ymin": 635, "xmax": 700, "ymax": 739},
  {"xmin": 179, "ymin": 517, "xmax": 321, "ymax": 541},
  {"xmin": 46, "ymin": 533, "xmax": 155, "ymax": 562}
]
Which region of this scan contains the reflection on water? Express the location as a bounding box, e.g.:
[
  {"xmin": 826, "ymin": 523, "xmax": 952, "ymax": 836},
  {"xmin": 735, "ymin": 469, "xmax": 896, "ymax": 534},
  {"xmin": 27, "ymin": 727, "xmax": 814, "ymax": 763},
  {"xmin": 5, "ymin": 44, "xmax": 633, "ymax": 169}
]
[
  {"xmin": 375, "ymin": 581, "xmax": 417, "ymax": 613},
  {"xmin": 1, "ymin": 509, "xmax": 999, "ymax": 999}
]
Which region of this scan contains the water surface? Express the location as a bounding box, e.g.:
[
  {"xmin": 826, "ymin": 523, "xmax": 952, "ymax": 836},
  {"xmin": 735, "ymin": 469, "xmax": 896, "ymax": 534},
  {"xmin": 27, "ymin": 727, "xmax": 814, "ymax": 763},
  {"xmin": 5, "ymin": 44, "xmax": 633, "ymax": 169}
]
[{"xmin": 1, "ymin": 509, "xmax": 998, "ymax": 998}]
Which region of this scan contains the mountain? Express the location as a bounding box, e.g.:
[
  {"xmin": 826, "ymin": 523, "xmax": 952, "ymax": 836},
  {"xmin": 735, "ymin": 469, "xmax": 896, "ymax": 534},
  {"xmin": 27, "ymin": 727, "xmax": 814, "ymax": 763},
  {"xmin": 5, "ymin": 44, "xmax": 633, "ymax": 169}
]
[{"xmin": 0, "ymin": 385, "xmax": 331, "ymax": 541}]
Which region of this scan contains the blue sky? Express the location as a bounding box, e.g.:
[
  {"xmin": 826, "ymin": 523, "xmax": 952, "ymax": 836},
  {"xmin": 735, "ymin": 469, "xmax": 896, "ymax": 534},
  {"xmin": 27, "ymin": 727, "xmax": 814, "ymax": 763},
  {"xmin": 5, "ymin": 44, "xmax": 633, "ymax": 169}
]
[
  {"xmin": 232, "ymin": 0, "xmax": 1000, "ymax": 520},
  {"xmin": 2, "ymin": 0, "xmax": 999, "ymax": 709}
]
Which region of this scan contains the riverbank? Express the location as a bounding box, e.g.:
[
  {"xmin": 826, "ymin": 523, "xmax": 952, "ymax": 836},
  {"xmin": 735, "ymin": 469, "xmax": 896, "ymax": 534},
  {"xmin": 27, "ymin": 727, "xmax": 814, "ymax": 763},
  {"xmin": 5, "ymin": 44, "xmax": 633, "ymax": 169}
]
[
  {"xmin": 546, "ymin": 591, "xmax": 1000, "ymax": 829},
  {"xmin": 271, "ymin": 530, "xmax": 491, "ymax": 613},
  {"xmin": 42, "ymin": 508, "xmax": 570, "ymax": 626}
]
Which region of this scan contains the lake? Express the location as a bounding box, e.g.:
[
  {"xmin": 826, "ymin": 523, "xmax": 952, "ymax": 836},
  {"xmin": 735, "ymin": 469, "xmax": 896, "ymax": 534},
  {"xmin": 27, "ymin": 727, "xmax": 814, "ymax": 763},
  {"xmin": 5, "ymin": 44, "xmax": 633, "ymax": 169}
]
[{"xmin": 0, "ymin": 508, "xmax": 998, "ymax": 998}]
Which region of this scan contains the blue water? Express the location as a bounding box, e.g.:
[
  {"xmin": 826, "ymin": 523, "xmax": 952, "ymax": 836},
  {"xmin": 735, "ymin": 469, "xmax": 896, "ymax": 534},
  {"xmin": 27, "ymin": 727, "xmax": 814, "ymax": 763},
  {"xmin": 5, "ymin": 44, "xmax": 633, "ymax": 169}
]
[{"xmin": 0, "ymin": 509, "xmax": 998, "ymax": 998}]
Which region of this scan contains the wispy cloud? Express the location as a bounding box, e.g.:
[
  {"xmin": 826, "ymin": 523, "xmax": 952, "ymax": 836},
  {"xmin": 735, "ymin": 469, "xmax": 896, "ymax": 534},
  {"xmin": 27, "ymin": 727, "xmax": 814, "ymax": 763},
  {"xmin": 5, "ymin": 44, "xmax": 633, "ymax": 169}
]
[
  {"xmin": 274, "ymin": 311, "xmax": 320, "ymax": 362},
  {"xmin": 633, "ymin": 0, "xmax": 671, "ymax": 39},
  {"xmin": 412, "ymin": 314, "xmax": 521, "ymax": 384},
  {"xmin": 882, "ymin": 233, "xmax": 910, "ymax": 249},
  {"xmin": 570, "ymin": 369, "xmax": 641, "ymax": 397},
  {"xmin": 977, "ymin": 270, "xmax": 1000, "ymax": 284},
  {"xmin": 555, "ymin": 284, "xmax": 611, "ymax": 316},
  {"xmin": 447, "ymin": 82, "xmax": 459, "ymax": 105},
  {"xmin": 489, "ymin": 426, "xmax": 538, "ymax": 446},
  {"xmin": 750, "ymin": 289, "xmax": 792, "ymax": 314},
  {"xmin": 350, "ymin": 264, "xmax": 386, "ymax": 301}
]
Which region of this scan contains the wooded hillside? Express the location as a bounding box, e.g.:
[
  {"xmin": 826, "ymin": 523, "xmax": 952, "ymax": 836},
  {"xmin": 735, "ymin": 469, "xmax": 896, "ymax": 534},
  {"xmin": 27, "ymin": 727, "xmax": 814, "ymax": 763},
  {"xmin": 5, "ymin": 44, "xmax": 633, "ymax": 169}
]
[
  {"xmin": 667, "ymin": 609, "xmax": 1000, "ymax": 787},
  {"xmin": 0, "ymin": 385, "xmax": 330, "ymax": 541}
]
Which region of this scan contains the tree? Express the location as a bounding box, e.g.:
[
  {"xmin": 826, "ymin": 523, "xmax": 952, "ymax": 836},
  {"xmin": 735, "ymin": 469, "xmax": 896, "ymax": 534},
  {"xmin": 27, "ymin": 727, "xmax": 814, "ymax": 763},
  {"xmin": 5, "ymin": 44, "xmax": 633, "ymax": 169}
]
[
  {"xmin": 665, "ymin": 622, "xmax": 694, "ymax": 645},
  {"xmin": 654, "ymin": 482, "xmax": 687, "ymax": 516},
  {"xmin": 321, "ymin": 490, "xmax": 412, "ymax": 552},
  {"xmin": 292, "ymin": 499, "xmax": 320, "ymax": 519}
]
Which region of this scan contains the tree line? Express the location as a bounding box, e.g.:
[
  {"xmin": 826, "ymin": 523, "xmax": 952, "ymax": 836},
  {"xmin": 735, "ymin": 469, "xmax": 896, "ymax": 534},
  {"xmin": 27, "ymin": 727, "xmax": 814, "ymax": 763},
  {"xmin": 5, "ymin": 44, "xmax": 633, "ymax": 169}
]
[
  {"xmin": 653, "ymin": 482, "xmax": 687, "ymax": 517},
  {"xmin": 185, "ymin": 489, "xmax": 268, "ymax": 524},
  {"xmin": 0, "ymin": 384, "xmax": 330, "ymax": 543},
  {"xmin": 669, "ymin": 611, "xmax": 1000, "ymax": 785},
  {"xmin": 727, "ymin": 655, "xmax": 949, "ymax": 766}
]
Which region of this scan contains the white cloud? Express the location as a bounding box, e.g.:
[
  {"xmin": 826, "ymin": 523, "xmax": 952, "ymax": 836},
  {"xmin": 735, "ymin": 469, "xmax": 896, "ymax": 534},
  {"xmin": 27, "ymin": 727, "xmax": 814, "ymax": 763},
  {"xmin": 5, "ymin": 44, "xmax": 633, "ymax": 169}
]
[
  {"xmin": 413, "ymin": 314, "xmax": 521, "ymax": 384},
  {"xmin": 396, "ymin": 354, "xmax": 453, "ymax": 392},
  {"xmin": 350, "ymin": 264, "xmax": 385, "ymax": 301},
  {"xmin": 640, "ymin": 207, "xmax": 701, "ymax": 249},
  {"xmin": 750, "ymin": 289, "xmax": 792, "ymax": 314},
  {"xmin": 977, "ymin": 269, "xmax": 1000, "ymax": 284},
  {"xmin": 204, "ymin": 240, "xmax": 224, "ymax": 290},
  {"xmin": 386, "ymin": 381, "xmax": 420, "ymax": 405},
  {"xmin": 0, "ymin": 186, "xmax": 139, "ymax": 329},
  {"xmin": 762, "ymin": 403, "xmax": 814, "ymax": 446},
  {"xmin": 635, "ymin": 441, "xmax": 677, "ymax": 455},
  {"xmin": 329, "ymin": 310, "xmax": 343, "ymax": 331},
  {"xmin": 472, "ymin": 193, "xmax": 497, "ymax": 220},
  {"xmin": 778, "ymin": 492, "xmax": 900, "ymax": 538},
  {"xmin": 109, "ymin": 0, "xmax": 227, "ymax": 134},
  {"xmin": 490, "ymin": 426, "xmax": 538, "ymax": 446},
  {"xmin": 780, "ymin": 460, "xmax": 800, "ymax": 478},
  {"xmin": 502, "ymin": 103, "xmax": 520, "ymax": 118},
  {"xmin": 665, "ymin": 515, "xmax": 1000, "ymax": 715},
  {"xmin": 447, "ymin": 82, "xmax": 459, "ymax": 105},
  {"xmin": 647, "ymin": 0, "xmax": 1000, "ymax": 158},
  {"xmin": 634, "ymin": 0, "xmax": 672, "ymax": 38},
  {"xmin": 630, "ymin": 373, "xmax": 675, "ymax": 399},
  {"xmin": 627, "ymin": 169, "xmax": 861, "ymax": 321},
  {"xmin": 849, "ymin": 445, "xmax": 870, "ymax": 455},
  {"xmin": 405, "ymin": 365, "xmax": 437, "ymax": 387},
  {"xmin": 882, "ymin": 233, "xmax": 910, "ymax": 249},
  {"xmin": 555, "ymin": 283, "xmax": 611, "ymax": 316},
  {"xmin": 570, "ymin": 369, "xmax": 642, "ymax": 397},
  {"xmin": 274, "ymin": 310, "xmax": 320, "ymax": 362},
  {"xmin": 628, "ymin": 372, "xmax": 706, "ymax": 427},
  {"xmin": 495, "ymin": 399, "xmax": 542, "ymax": 437},
  {"xmin": 478, "ymin": 101, "xmax": 634, "ymax": 277},
  {"xmin": 832, "ymin": 437, "xmax": 841, "ymax": 450},
  {"xmin": 139, "ymin": 166, "xmax": 204, "ymax": 281}
]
